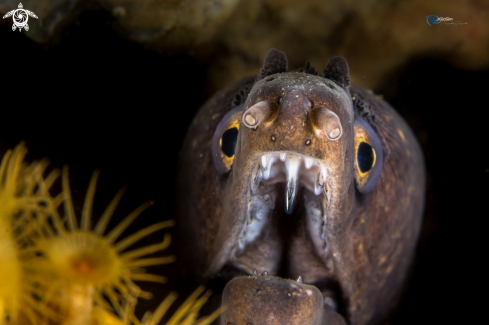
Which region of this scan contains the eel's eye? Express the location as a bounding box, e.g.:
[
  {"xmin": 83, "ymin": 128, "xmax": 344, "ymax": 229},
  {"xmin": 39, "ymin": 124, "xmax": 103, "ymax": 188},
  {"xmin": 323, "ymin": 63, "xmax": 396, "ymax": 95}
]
[
  {"xmin": 357, "ymin": 141, "xmax": 375, "ymax": 174},
  {"xmin": 212, "ymin": 105, "xmax": 243, "ymax": 175},
  {"xmin": 221, "ymin": 127, "xmax": 239, "ymax": 158},
  {"xmin": 354, "ymin": 117, "xmax": 383, "ymax": 194}
]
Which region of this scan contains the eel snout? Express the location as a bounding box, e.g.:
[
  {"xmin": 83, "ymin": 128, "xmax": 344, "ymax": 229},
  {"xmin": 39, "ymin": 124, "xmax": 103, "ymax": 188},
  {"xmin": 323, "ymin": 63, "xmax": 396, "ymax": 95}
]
[{"xmin": 221, "ymin": 274, "xmax": 346, "ymax": 325}]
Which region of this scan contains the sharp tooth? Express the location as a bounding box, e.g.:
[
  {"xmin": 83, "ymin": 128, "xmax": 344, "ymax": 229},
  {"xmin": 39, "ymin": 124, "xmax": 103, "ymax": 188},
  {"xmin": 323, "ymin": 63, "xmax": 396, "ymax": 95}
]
[
  {"xmin": 314, "ymin": 172, "xmax": 323, "ymax": 196},
  {"xmin": 320, "ymin": 163, "xmax": 328, "ymax": 184},
  {"xmin": 262, "ymin": 155, "xmax": 276, "ymax": 180},
  {"xmin": 280, "ymin": 152, "xmax": 286, "ymax": 161},
  {"xmin": 304, "ymin": 158, "xmax": 313, "ymax": 169},
  {"xmin": 324, "ymin": 297, "xmax": 337, "ymax": 310},
  {"xmin": 314, "ymin": 163, "xmax": 328, "ymax": 196},
  {"xmin": 261, "ymin": 154, "xmax": 269, "ymax": 169},
  {"xmin": 238, "ymin": 239, "xmax": 244, "ymax": 251},
  {"xmin": 285, "ymin": 154, "xmax": 300, "ymax": 214},
  {"xmin": 251, "ymin": 167, "xmax": 263, "ymax": 195}
]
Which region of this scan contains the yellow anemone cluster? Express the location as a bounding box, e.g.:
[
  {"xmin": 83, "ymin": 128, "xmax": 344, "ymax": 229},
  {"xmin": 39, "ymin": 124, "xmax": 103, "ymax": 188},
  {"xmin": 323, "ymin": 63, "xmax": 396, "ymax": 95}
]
[
  {"xmin": 0, "ymin": 143, "xmax": 58, "ymax": 325},
  {"xmin": 0, "ymin": 143, "xmax": 222, "ymax": 325}
]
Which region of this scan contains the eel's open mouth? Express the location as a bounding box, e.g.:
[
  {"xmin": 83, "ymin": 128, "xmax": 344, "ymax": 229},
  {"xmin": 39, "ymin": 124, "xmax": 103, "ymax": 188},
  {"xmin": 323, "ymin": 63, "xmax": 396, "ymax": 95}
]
[
  {"xmin": 238, "ymin": 151, "xmax": 331, "ymax": 252},
  {"xmin": 215, "ymin": 151, "xmax": 348, "ymax": 324}
]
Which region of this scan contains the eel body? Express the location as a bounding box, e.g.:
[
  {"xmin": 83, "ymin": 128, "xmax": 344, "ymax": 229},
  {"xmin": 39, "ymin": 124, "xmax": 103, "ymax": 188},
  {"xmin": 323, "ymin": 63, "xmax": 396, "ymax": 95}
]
[{"xmin": 175, "ymin": 49, "xmax": 425, "ymax": 325}]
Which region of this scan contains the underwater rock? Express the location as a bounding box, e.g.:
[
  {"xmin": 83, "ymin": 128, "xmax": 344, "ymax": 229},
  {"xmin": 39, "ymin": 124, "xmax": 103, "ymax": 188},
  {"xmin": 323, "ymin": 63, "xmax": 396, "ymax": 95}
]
[
  {"xmin": 104, "ymin": 0, "xmax": 241, "ymax": 46},
  {"xmin": 0, "ymin": 0, "xmax": 241, "ymax": 46},
  {"xmin": 208, "ymin": 0, "xmax": 489, "ymax": 91},
  {"xmin": 1, "ymin": 0, "xmax": 487, "ymax": 91}
]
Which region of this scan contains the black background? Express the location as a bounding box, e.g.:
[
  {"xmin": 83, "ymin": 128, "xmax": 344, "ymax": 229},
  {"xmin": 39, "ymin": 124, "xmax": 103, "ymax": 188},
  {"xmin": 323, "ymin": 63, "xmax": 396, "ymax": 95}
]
[{"xmin": 1, "ymin": 6, "xmax": 487, "ymax": 324}]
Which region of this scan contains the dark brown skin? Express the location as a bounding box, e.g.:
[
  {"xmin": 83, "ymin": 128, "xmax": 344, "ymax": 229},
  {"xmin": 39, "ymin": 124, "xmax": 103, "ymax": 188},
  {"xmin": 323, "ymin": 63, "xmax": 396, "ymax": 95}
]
[
  {"xmin": 222, "ymin": 274, "xmax": 346, "ymax": 325},
  {"xmin": 175, "ymin": 49, "xmax": 425, "ymax": 324}
]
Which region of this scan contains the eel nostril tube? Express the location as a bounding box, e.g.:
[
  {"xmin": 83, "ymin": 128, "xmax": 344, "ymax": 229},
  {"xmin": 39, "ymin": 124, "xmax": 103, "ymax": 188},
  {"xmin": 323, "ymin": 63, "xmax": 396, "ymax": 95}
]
[
  {"xmin": 242, "ymin": 101, "xmax": 272, "ymax": 128},
  {"xmin": 314, "ymin": 107, "xmax": 343, "ymax": 141}
]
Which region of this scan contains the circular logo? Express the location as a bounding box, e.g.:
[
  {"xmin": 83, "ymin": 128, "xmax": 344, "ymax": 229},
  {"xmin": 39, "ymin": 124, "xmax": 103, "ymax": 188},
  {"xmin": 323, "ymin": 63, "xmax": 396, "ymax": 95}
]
[
  {"xmin": 426, "ymin": 15, "xmax": 440, "ymax": 26},
  {"xmin": 2, "ymin": 3, "xmax": 38, "ymax": 32},
  {"xmin": 13, "ymin": 10, "xmax": 28, "ymax": 26}
]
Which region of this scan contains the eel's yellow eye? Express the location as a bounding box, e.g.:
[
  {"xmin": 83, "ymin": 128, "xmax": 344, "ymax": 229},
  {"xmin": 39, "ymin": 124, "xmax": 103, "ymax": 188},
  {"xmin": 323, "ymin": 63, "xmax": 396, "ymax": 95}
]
[
  {"xmin": 354, "ymin": 117, "xmax": 383, "ymax": 194},
  {"xmin": 212, "ymin": 106, "xmax": 243, "ymax": 175},
  {"xmin": 355, "ymin": 138, "xmax": 376, "ymax": 177},
  {"xmin": 219, "ymin": 123, "xmax": 239, "ymax": 169}
]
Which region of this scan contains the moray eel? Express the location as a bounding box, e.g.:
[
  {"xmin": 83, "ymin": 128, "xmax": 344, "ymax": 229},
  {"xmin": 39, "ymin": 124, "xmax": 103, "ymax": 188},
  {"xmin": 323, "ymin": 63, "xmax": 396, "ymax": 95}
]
[{"xmin": 175, "ymin": 49, "xmax": 425, "ymax": 325}]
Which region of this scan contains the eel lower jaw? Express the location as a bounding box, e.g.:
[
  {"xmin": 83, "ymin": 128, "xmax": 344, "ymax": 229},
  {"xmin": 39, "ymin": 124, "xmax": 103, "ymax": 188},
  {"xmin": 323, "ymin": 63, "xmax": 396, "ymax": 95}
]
[{"xmin": 221, "ymin": 274, "xmax": 347, "ymax": 325}]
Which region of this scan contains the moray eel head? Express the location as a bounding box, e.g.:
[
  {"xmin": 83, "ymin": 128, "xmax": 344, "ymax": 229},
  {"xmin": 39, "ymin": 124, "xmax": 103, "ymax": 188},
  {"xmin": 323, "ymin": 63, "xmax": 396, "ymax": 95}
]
[
  {"xmin": 176, "ymin": 49, "xmax": 424, "ymax": 325},
  {"xmin": 212, "ymin": 61, "xmax": 358, "ymax": 277}
]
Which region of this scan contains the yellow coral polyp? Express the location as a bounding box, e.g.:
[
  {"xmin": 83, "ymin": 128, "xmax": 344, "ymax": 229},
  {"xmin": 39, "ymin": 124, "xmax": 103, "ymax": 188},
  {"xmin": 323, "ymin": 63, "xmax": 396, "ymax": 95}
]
[
  {"xmin": 0, "ymin": 235, "xmax": 22, "ymax": 322},
  {"xmin": 0, "ymin": 143, "xmax": 222, "ymax": 325},
  {"xmin": 33, "ymin": 166, "xmax": 175, "ymax": 319},
  {"xmin": 39, "ymin": 232, "xmax": 122, "ymax": 286},
  {"xmin": 0, "ymin": 143, "xmax": 60, "ymax": 324}
]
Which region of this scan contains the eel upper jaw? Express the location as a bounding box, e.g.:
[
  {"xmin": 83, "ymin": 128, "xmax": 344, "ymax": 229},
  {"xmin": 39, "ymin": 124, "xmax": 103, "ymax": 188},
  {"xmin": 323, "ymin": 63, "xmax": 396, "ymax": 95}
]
[{"xmin": 251, "ymin": 151, "xmax": 330, "ymax": 207}]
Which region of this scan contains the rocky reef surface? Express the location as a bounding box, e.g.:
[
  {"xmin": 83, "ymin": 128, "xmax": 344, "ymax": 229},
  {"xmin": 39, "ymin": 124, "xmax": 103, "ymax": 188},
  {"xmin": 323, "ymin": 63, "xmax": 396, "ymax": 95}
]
[{"xmin": 1, "ymin": 0, "xmax": 487, "ymax": 92}]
